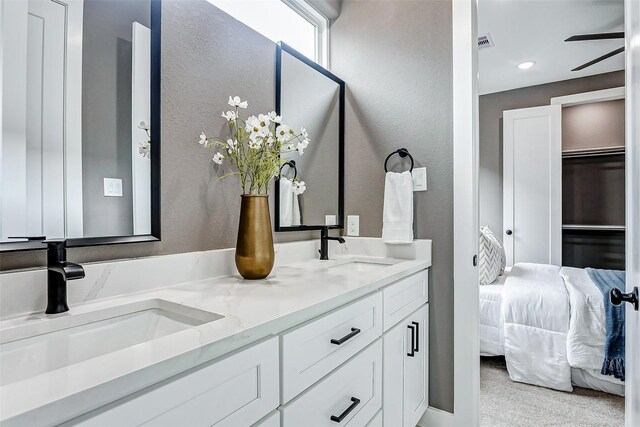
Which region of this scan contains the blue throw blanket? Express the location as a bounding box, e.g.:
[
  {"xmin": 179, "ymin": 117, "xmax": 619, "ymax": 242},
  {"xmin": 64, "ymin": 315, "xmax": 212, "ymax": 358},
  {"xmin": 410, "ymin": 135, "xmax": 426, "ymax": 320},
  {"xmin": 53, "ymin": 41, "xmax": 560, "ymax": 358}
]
[{"xmin": 586, "ymin": 268, "xmax": 626, "ymax": 381}]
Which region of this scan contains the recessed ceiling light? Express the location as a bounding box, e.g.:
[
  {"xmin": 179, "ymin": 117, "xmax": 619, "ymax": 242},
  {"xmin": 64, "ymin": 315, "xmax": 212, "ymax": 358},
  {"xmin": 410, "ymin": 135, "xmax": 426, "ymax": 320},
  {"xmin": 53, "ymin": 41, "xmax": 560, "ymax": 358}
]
[{"xmin": 518, "ymin": 61, "xmax": 536, "ymax": 70}]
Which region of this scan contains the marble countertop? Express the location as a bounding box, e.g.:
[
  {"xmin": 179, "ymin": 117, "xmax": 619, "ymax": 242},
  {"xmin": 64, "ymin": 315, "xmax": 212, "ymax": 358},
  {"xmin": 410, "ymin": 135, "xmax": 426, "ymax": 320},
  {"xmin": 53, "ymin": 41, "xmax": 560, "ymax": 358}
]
[{"xmin": 0, "ymin": 247, "xmax": 430, "ymax": 426}]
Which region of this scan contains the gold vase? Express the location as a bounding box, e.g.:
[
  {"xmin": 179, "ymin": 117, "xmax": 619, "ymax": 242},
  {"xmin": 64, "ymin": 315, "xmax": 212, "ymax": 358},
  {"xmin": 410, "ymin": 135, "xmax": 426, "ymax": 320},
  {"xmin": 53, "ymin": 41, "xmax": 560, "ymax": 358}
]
[{"xmin": 235, "ymin": 194, "xmax": 275, "ymax": 280}]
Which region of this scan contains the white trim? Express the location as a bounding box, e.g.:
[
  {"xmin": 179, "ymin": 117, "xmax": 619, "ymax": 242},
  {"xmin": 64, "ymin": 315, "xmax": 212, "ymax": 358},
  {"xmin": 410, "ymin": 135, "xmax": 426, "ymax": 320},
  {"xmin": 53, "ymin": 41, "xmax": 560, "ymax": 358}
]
[
  {"xmin": 283, "ymin": 0, "xmax": 330, "ymax": 67},
  {"xmin": 452, "ymin": 0, "xmax": 479, "ymax": 426},
  {"xmin": 625, "ymin": 0, "xmax": 640, "ymax": 424},
  {"xmin": 418, "ymin": 407, "xmax": 455, "ymax": 427},
  {"xmin": 64, "ymin": 0, "xmax": 84, "ymax": 238},
  {"xmin": 550, "ymin": 86, "xmax": 625, "ymax": 107}
]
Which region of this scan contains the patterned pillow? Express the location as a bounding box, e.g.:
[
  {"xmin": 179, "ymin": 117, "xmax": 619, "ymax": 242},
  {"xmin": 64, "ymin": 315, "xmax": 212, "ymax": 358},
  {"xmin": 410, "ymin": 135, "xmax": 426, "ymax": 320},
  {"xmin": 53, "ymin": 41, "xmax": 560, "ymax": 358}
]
[{"xmin": 479, "ymin": 225, "xmax": 506, "ymax": 285}]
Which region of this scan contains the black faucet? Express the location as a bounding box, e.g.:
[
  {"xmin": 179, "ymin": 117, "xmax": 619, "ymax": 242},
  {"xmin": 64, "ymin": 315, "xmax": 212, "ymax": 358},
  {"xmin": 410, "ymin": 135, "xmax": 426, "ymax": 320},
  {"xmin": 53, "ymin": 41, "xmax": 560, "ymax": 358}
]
[
  {"xmin": 319, "ymin": 226, "xmax": 345, "ymax": 260},
  {"xmin": 45, "ymin": 240, "xmax": 85, "ymax": 314}
]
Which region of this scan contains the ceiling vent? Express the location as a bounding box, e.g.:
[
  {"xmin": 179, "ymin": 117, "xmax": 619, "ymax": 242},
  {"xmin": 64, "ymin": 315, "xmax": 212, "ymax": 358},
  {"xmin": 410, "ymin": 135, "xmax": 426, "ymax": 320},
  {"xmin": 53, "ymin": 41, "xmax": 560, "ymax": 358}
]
[{"xmin": 478, "ymin": 33, "xmax": 495, "ymax": 49}]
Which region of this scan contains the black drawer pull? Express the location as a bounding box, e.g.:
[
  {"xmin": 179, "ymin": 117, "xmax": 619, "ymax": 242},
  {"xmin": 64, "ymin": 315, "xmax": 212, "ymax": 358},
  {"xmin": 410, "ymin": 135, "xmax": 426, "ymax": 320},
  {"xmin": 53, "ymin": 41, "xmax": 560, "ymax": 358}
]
[
  {"xmin": 330, "ymin": 397, "xmax": 361, "ymax": 423},
  {"xmin": 331, "ymin": 327, "xmax": 361, "ymax": 345},
  {"xmin": 412, "ymin": 321, "xmax": 420, "ymax": 353},
  {"xmin": 407, "ymin": 324, "xmax": 416, "ymax": 357}
]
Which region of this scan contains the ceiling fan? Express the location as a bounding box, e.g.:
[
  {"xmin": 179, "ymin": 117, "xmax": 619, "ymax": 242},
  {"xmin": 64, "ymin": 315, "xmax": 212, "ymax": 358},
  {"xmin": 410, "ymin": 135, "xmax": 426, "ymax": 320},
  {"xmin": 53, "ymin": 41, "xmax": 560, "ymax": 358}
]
[{"xmin": 564, "ymin": 32, "xmax": 624, "ymax": 71}]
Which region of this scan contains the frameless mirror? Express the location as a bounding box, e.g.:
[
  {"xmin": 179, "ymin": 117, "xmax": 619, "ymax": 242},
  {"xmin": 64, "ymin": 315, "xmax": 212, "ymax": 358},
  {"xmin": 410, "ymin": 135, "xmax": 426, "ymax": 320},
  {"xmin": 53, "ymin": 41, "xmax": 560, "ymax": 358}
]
[
  {"xmin": 275, "ymin": 43, "xmax": 344, "ymax": 231},
  {"xmin": 1, "ymin": 0, "xmax": 161, "ymax": 251}
]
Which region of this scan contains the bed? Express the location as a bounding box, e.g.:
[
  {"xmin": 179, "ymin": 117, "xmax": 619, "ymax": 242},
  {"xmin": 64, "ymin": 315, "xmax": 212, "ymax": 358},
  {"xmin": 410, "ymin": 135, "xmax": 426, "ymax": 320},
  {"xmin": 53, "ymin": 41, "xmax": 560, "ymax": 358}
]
[{"xmin": 479, "ymin": 263, "xmax": 625, "ymax": 396}]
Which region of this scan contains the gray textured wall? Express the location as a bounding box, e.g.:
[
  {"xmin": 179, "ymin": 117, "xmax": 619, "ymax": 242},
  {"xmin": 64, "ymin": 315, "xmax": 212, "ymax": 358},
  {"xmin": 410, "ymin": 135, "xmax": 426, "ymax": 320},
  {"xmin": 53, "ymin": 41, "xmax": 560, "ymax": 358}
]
[
  {"xmin": 330, "ymin": 0, "xmax": 454, "ymax": 413},
  {"xmin": 479, "ymin": 71, "xmax": 625, "ymax": 235},
  {"xmin": 563, "ymin": 99, "xmax": 625, "ymax": 151},
  {"xmin": 0, "ymin": 0, "xmax": 314, "ymax": 270}
]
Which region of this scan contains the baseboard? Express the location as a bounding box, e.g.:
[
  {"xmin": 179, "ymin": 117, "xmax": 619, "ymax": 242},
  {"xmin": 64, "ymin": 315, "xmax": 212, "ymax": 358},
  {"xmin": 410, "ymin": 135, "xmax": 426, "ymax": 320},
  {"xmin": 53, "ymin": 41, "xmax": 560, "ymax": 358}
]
[{"xmin": 418, "ymin": 407, "xmax": 455, "ymax": 427}]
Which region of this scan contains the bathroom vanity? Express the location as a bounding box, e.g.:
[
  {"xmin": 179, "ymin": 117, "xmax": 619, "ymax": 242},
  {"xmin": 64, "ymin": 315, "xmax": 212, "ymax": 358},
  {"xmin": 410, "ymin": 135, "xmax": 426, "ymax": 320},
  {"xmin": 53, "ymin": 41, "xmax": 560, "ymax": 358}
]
[{"xmin": 0, "ymin": 238, "xmax": 431, "ymax": 426}]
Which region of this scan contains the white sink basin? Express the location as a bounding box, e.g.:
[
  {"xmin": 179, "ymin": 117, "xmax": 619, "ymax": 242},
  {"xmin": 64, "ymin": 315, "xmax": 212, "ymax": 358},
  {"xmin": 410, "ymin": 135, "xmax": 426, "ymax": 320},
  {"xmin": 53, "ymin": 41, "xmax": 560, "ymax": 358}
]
[
  {"xmin": 0, "ymin": 299, "xmax": 222, "ymax": 386},
  {"xmin": 328, "ymin": 258, "xmax": 398, "ymax": 273}
]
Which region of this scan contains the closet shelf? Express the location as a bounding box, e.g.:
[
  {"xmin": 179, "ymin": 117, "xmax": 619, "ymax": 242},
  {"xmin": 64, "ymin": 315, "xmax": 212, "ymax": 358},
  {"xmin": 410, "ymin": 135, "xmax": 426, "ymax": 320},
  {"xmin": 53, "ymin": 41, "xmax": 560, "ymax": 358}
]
[
  {"xmin": 562, "ymin": 146, "xmax": 625, "ymax": 158},
  {"xmin": 562, "ymin": 224, "xmax": 626, "ymax": 231}
]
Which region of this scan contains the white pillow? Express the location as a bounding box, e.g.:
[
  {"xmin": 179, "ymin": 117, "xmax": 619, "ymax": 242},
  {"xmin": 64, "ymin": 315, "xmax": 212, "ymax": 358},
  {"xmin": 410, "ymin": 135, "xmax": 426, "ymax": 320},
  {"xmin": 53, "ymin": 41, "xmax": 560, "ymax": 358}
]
[{"xmin": 479, "ymin": 225, "xmax": 506, "ymax": 285}]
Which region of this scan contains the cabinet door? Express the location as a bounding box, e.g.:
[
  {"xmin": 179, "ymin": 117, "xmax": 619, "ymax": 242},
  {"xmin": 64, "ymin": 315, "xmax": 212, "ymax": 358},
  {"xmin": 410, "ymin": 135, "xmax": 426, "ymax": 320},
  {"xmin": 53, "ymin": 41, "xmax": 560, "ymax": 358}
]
[
  {"xmin": 403, "ymin": 304, "xmax": 428, "ymax": 427},
  {"xmin": 382, "ymin": 304, "xmax": 428, "ymax": 427}
]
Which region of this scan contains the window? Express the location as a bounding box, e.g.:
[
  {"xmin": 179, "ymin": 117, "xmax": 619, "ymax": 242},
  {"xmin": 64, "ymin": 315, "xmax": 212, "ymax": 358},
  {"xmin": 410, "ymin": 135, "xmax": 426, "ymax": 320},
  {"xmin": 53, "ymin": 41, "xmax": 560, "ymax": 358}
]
[{"xmin": 207, "ymin": 0, "xmax": 328, "ymax": 66}]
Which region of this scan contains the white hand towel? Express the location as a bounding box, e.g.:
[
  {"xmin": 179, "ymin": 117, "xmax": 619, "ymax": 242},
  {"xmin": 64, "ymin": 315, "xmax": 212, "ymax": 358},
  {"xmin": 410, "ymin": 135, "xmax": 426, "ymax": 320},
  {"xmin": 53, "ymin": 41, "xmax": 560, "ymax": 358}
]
[
  {"xmin": 279, "ymin": 177, "xmax": 293, "ymax": 227},
  {"xmin": 382, "ymin": 171, "xmax": 414, "ymax": 244},
  {"xmin": 292, "ymin": 193, "xmax": 301, "ymax": 226}
]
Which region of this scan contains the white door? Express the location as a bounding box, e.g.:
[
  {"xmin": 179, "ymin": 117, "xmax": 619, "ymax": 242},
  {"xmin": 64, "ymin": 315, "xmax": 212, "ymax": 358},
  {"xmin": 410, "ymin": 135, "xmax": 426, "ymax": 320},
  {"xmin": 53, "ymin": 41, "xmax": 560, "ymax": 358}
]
[
  {"xmin": 382, "ymin": 305, "xmax": 428, "ymax": 427},
  {"xmin": 503, "ymin": 105, "xmax": 562, "ymax": 267},
  {"xmin": 403, "ymin": 304, "xmax": 428, "ymax": 427},
  {"xmin": 625, "ymin": 0, "xmax": 640, "ymax": 423}
]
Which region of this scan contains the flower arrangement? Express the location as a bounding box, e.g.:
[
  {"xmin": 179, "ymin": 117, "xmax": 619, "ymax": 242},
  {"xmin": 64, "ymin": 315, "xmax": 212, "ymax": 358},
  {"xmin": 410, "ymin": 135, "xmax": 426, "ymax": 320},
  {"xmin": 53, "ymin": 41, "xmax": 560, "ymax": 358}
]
[
  {"xmin": 137, "ymin": 121, "xmax": 151, "ymax": 158},
  {"xmin": 199, "ymin": 96, "xmax": 309, "ymax": 195}
]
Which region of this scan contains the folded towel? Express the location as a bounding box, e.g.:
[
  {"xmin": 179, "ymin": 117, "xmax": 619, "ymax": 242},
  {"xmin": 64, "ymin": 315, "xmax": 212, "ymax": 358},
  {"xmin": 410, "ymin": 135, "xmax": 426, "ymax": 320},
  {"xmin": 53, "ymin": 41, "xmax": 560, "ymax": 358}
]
[
  {"xmin": 382, "ymin": 171, "xmax": 414, "ymax": 244},
  {"xmin": 292, "ymin": 191, "xmax": 301, "ymax": 226},
  {"xmin": 279, "ymin": 177, "xmax": 293, "ymax": 227},
  {"xmin": 586, "ymin": 268, "xmax": 626, "ymax": 381}
]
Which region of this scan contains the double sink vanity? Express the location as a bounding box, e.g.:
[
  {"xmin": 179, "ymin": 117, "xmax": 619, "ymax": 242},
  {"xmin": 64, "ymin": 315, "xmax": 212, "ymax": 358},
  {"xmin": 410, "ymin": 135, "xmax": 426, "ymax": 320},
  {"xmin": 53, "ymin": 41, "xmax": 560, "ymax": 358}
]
[{"xmin": 0, "ymin": 238, "xmax": 431, "ymax": 426}]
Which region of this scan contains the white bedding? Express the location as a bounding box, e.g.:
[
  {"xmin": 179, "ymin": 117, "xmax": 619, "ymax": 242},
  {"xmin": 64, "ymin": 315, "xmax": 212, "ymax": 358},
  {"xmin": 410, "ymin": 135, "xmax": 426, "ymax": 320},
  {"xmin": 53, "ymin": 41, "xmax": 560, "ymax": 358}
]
[
  {"xmin": 479, "ymin": 270, "xmax": 508, "ymax": 356},
  {"xmin": 502, "ymin": 263, "xmax": 573, "ymax": 391},
  {"xmin": 482, "ymin": 262, "xmax": 625, "ymax": 395}
]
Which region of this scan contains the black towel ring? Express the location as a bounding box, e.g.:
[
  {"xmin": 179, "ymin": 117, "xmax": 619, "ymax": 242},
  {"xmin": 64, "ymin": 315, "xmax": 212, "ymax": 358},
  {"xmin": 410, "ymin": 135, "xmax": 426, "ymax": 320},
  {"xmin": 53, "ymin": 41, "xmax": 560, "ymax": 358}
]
[
  {"xmin": 384, "ymin": 148, "xmax": 414, "ymax": 173},
  {"xmin": 279, "ymin": 160, "xmax": 297, "ymax": 180}
]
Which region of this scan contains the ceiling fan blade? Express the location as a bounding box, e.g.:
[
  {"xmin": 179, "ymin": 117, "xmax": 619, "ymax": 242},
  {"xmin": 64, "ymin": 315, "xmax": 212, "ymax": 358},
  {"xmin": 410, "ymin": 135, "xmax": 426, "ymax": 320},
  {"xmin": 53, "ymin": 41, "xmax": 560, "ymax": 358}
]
[
  {"xmin": 565, "ymin": 32, "xmax": 625, "ymax": 42},
  {"xmin": 572, "ymin": 46, "xmax": 625, "ymax": 71}
]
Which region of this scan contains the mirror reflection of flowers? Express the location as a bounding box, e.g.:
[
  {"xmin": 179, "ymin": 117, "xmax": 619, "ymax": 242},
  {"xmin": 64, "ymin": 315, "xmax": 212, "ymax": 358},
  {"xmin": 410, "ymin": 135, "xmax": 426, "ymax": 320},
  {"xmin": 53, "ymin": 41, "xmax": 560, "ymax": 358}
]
[
  {"xmin": 199, "ymin": 96, "xmax": 309, "ymax": 195},
  {"xmin": 137, "ymin": 121, "xmax": 151, "ymax": 158}
]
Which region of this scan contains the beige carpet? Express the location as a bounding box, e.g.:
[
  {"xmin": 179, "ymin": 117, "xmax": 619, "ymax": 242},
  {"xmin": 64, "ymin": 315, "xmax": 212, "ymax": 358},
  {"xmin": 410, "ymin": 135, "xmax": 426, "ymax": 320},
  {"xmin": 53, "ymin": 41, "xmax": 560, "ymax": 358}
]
[{"xmin": 480, "ymin": 357, "xmax": 624, "ymax": 427}]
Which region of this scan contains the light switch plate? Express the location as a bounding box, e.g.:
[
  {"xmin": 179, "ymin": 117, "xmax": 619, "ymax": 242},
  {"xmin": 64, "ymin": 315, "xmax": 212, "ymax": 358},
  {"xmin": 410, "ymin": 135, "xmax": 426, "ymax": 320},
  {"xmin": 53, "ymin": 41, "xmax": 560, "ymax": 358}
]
[
  {"xmin": 412, "ymin": 167, "xmax": 427, "ymax": 191},
  {"xmin": 347, "ymin": 215, "xmax": 359, "ymax": 236},
  {"xmin": 103, "ymin": 178, "xmax": 123, "ymax": 197},
  {"xmin": 325, "ymin": 215, "xmax": 337, "ymax": 226}
]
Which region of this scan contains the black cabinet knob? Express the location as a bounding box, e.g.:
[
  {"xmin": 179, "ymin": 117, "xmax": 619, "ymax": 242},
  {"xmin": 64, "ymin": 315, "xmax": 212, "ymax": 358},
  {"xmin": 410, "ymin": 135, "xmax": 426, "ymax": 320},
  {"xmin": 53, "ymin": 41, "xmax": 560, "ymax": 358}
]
[{"xmin": 506, "ymin": 230, "xmax": 513, "ymax": 236}]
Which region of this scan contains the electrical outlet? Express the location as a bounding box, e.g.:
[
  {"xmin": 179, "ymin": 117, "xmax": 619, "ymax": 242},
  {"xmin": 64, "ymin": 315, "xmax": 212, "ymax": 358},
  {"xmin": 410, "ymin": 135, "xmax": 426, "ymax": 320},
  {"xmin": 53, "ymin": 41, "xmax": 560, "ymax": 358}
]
[
  {"xmin": 325, "ymin": 215, "xmax": 337, "ymax": 226},
  {"xmin": 412, "ymin": 167, "xmax": 427, "ymax": 191},
  {"xmin": 347, "ymin": 215, "xmax": 359, "ymax": 236},
  {"xmin": 103, "ymin": 178, "xmax": 123, "ymax": 197}
]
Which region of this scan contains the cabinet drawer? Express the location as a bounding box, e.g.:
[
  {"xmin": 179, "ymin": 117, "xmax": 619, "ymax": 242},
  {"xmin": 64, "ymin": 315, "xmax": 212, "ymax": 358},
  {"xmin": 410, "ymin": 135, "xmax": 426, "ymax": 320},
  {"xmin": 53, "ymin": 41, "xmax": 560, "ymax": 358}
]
[
  {"xmin": 366, "ymin": 410, "xmax": 383, "ymax": 427},
  {"xmin": 253, "ymin": 411, "xmax": 280, "ymax": 427},
  {"xmin": 281, "ymin": 292, "xmax": 383, "ymax": 402},
  {"xmin": 68, "ymin": 337, "xmax": 279, "ymax": 427},
  {"xmin": 383, "ymin": 270, "xmax": 428, "ymax": 331},
  {"xmin": 282, "ymin": 340, "xmax": 383, "ymax": 427}
]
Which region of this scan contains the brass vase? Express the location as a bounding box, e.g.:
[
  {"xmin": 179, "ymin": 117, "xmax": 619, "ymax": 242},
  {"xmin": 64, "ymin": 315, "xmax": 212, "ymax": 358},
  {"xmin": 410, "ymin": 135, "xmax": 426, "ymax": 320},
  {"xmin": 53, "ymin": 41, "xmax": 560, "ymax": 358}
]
[{"xmin": 235, "ymin": 194, "xmax": 275, "ymax": 280}]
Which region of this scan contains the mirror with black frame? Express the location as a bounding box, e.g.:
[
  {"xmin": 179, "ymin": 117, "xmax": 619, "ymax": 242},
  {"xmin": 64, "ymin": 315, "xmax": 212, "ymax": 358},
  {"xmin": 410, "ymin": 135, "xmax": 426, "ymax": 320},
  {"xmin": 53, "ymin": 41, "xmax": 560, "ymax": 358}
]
[
  {"xmin": 1, "ymin": 0, "xmax": 161, "ymax": 251},
  {"xmin": 275, "ymin": 43, "xmax": 344, "ymax": 231}
]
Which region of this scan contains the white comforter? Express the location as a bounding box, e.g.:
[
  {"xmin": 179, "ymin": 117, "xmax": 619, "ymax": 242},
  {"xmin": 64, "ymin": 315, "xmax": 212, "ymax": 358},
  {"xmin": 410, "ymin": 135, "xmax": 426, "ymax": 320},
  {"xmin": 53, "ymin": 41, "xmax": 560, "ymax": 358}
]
[
  {"xmin": 502, "ymin": 263, "xmax": 573, "ymax": 391},
  {"xmin": 502, "ymin": 263, "xmax": 624, "ymax": 392}
]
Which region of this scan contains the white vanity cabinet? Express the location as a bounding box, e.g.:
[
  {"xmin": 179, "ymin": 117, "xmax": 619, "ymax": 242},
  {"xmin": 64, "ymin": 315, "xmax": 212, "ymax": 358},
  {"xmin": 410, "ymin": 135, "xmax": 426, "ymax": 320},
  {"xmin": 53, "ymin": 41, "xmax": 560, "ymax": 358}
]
[
  {"xmin": 66, "ymin": 337, "xmax": 280, "ymax": 427},
  {"xmin": 383, "ymin": 304, "xmax": 429, "ymax": 427},
  {"xmin": 60, "ymin": 269, "xmax": 429, "ymax": 427}
]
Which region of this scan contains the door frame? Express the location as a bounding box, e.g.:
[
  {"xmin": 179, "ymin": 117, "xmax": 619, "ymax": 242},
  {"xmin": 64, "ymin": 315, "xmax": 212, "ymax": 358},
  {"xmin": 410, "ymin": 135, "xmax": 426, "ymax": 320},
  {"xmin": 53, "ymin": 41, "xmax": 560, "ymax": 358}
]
[{"xmin": 451, "ymin": 0, "xmax": 638, "ymax": 427}]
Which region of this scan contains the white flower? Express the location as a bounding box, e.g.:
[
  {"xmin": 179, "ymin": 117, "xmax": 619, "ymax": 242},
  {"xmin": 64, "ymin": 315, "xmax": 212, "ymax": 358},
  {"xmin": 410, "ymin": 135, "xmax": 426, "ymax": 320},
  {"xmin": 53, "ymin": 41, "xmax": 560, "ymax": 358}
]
[
  {"xmin": 246, "ymin": 116, "xmax": 269, "ymax": 140},
  {"xmin": 258, "ymin": 113, "xmax": 271, "ymax": 126},
  {"xmin": 226, "ymin": 139, "xmax": 238, "ymax": 153},
  {"xmin": 199, "ymin": 132, "xmax": 208, "ymax": 145},
  {"xmin": 265, "ymin": 136, "xmax": 275, "ymax": 147},
  {"xmin": 292, "ymin": 180, "xmax": 306, "ymax": 195},
  {"xmin": 248, "ymin": 139, "xmax": 262, "ymax": 149},
  {"xmin": 275, "ymin": 124, "xmax": 291, "ymax": 141},
  {"xmin": 300, "ymin": 127, "xmax": 308, "ymax": 138},
  {"xmin": 137, "ymin": 121, "xmax": 149, "ymax": 131},
  {"xmin": 284, "ymin": 143, "xmax": 296, "ymax": 151},
  {"xmin": 268, "ymin": 111, "xmax": 282, "ymax": 123},
  {"xmin": 139, "ymin": 140, "xmax": 151, "ymax": 158},
  {"xmin": 221, "ymin": 110, "xmax": 237, "ymax": 122},
  {"xmin": 212, "ymin": 152, "xmax": 224, "ymax": 165},
  {"xmin": 228, "ymin": 96, "xmax": 248, "ymax": 109}
]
